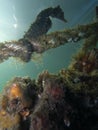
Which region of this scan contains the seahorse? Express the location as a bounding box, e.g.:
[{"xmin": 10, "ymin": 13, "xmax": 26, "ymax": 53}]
[{"xmin": 24, "ymin": 5, "xmax": 67, "ymax": 40}]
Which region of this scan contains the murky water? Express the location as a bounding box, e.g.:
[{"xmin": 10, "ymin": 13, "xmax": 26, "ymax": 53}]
[{"xmin": 0, "ymin": 0, "xmax": 97, "ymax": 91}]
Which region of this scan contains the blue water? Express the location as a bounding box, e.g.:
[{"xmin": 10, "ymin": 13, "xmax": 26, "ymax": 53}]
[{"xmin": 0, "ymin": 0, "xmax": 97, "ymax": 91}]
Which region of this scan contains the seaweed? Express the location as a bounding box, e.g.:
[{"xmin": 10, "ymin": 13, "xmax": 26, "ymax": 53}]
[
  {"xmin": 0, "ymin": 6, "xmax": 98, "ymax": 62},
  {"xmin": 0, "ymin": 5, "xmax": 98, "ymax": 130}
]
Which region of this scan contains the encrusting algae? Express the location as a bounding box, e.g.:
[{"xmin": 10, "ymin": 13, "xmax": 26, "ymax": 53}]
[
  {"xmin": 0, "ymin": 6, "xmax": 98, "ymax": 63},
  {"xmin": 0, "ymin": 111, "xmax": 20, "ymax": 130},
  {"xmin": 0, "ymin": 5, "xmax": 98, "ymax": 130}
]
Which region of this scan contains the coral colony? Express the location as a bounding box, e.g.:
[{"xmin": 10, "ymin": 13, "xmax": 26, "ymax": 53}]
[{"xmin": 0, "ymin": 5, "xmax": 98, "ymax": 130}]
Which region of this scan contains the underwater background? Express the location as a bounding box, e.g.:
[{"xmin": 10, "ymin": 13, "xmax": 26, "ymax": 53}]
[{"xmin": 0, "ymin": 0, "xmax": 97, "ymax": 91}]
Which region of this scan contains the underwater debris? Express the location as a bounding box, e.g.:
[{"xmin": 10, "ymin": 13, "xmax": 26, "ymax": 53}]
[
  {"xmin": 0, "ymin": 5, "xmax": 98, "ymax": 130},
  {"xmin": 0, "ymin": 64, "xmax": 98, "ymax": 130},
  {"xmin": 0, "ymin": 66, "xmax": 98, "ymax": 130},
  {"xmin": 0, "ymin": 39, "xmax": 34, "ymax": 63},
  {"xmin": 0, "ymin": 6, "xmax": 98, "ymax": 63},
  {"xmin": 1, "ymin": 69, "xmax": 98, "ymax": 130}
]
